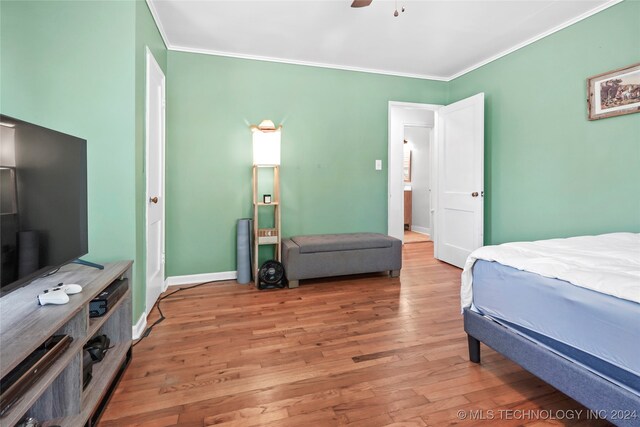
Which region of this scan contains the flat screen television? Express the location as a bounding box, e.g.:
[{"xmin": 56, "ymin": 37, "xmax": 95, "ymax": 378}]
[{"xmin": 0, "ymin": 114, "xmax": 88, "ymax": 295}]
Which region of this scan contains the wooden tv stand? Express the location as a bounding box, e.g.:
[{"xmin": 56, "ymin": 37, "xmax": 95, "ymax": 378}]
[{"xmin": 0, "ymin": 261, "xmax": 133, "ymax": 427}]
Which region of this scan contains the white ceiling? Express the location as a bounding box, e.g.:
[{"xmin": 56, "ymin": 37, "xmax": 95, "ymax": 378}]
[{"xmin": 148, "ymin": 0, "xmax": 618, "ymax": 80}]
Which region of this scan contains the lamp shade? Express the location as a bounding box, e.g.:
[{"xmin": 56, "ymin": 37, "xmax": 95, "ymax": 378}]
[{"xmin": 251, "ymin": 120, "xmax": 281, "ymax": 166}]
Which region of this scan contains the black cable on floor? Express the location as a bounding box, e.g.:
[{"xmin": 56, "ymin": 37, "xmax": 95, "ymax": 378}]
[{"xmin": 132, "ymin": 281, "xmax": 212, "ymax": 347}]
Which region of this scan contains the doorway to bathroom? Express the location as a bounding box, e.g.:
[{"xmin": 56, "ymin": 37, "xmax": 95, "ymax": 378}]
[{"xmin": 403, "ymin": 125, "xmax": 432, "ymax": 244}]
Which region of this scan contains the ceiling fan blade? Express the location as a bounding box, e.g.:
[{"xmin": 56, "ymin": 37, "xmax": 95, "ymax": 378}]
[{"xmin": 351, "ymin": 0, "xmax": 373, "ymax": 8}]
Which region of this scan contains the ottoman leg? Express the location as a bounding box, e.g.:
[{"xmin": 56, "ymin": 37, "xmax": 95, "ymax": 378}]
[
  {"xmin": 390, "ymin": 269, "xmax": 400, "ymax": 278},
  {"xmin": 288, "ymin": 280, "xmax": 299, "ymax": 288}
]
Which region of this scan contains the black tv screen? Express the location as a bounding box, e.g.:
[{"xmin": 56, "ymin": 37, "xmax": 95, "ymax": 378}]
[{"xmin": 0, "ymin": 115, "xmax": 88, "ymax": 294}]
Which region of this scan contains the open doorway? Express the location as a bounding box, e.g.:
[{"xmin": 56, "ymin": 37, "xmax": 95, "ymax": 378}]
[
  {"xmin": 387, "ymin": 101, "xmax": 440, "ymax": 247},
  {"xmin": 403, "ymin": 125, "xmax": 432, "ymax": 244},
  {"xmin": 389, "ymin": 94, "xmax": 485, "ymax": 268}
]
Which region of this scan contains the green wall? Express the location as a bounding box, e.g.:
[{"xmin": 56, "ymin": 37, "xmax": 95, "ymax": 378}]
[
  {"xmin": 166, "ymin": 52, "xmax": 448, "ymax": 276},
  {"xmin": 449, "ymin": 0, "xmax": 640, "ymax": 244},
  {"xmin": 1, "ymin": 0, "xmax": 166, "ymax": 323},
  {"xmin": 1, "ymin": 1, "xmax": 137, "ymax": 271}
]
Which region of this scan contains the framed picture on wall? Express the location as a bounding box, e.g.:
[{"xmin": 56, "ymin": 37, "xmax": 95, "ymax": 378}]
[{"xmin": 587, "ymin": 62, "xmax": 640, "ymax": 120}]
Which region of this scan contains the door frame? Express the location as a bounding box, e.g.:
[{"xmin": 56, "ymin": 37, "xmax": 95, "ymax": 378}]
[
  {"xmin": 387, "ymin": 101, "xmax": 441, "ymax": 245},
  {"xmin": 145, "ymin": 47, "xmax": 166, "ymax": 315}
]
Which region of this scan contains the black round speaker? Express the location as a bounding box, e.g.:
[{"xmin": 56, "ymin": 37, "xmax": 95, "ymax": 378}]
[{"xmin": 258, "ymin": 260, "xmax": 286, "ymax": 289}]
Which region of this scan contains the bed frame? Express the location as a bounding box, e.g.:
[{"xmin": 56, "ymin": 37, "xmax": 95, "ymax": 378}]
[{"xmin": 464, "ymin": 308, "xmax": 640, "ymax": 427}]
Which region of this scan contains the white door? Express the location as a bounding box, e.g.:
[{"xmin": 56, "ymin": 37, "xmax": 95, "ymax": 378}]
[
  {"xmin": 434, "ymin": 93, "xmax": 484, "ymax": 268},
  {"xmin": 146, "ymin": 49, "xmax": 165, "ymax": 314}
]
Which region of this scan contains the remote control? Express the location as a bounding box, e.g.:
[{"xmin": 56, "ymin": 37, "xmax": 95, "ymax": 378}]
[
  {"xmin": 38, "ymin": 289, "xmax": 69, "ymax": 306},
  {"xmin": 43, "ymin": 284, "xmax": 83, "ymax": 295}
]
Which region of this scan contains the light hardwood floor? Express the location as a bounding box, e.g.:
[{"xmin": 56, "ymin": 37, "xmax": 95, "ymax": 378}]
[
  {"xmin": 101, "ymin": 242, "xmax": 609, "ymax": 426},
  {"xmin": 404, "ymin": 231, "xmax": 430, "ymax": 244}
]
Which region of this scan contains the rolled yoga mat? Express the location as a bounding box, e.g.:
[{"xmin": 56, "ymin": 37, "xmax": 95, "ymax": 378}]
[{"xmin": 236, "ymin": 218, "xmax": 252, "ymax": 284}]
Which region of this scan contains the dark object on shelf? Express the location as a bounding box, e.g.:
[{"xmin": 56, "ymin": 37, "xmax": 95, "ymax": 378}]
[
  {"xmin": 15, "ymin": 416, "xmax": 41, "ymax": 427},
  {"xmin": 0, "ymin": 335, "xmax": 73, "ymax": 416},
  {"xmin": 263, "ymin": 194, "xmax": 271, "ymax": 204},
  {"xmin": 84, "ymin": 334, "xmax": 110, "ymax": 363},
  {"xmin": 257, "ymin": 260, "xmax": 287, "ymax": 290},
  {"xmin": 89, "ymin": 278, "xmax": 128, "ymax": 318},
  {"xmin": 82, "ymin": 350, "xmax": 93, "ymax": 390}
]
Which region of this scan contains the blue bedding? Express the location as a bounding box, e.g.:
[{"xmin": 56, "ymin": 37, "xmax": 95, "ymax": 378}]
[{"xmin": 471, "ymin": 259, "xmax": 640, "ymax": 395}]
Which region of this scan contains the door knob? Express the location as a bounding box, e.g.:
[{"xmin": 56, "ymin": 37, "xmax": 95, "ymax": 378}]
[
  {"xmin": 471, "ymin": 192, "xmax": 479, "ymax": 197},
  {"xmin": 149, "ymin": 197, "xmax": 158, "ymax": 204}
]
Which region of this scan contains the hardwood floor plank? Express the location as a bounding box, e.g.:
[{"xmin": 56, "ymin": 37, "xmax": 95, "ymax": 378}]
[
  {"xmin": 101, "ymin": 242, "xmax": 609, "ymax": 426},
  {"xmin": 202, "ymin": 408, "xmax": 289, "ymax": 426}
]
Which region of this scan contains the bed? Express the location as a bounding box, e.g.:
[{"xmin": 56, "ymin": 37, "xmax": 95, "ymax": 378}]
[{"xmin": 461, "ymin": 233, "xmax": 640, "ymax": 427}]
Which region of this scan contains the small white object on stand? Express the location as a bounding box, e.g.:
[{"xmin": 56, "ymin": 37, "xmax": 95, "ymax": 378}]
[{"xmin": 38, "ymin": 289, "xmax": 69, "ymax": 305}]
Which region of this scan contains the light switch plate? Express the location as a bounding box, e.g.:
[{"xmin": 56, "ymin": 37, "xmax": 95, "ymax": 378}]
[{"xmin": 375, "ymin": 160, "xmax": 382, "ymax": 170}]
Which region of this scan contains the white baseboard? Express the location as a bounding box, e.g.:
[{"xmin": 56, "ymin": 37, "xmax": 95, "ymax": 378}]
[
  {"xmin": 166, "ymin": 270, "xmax": 237, "ymax": 287},
  {"xmin": 132, "ymin": 311, "xmax": 148, "ymax": 340},
  {"xmin": 411, "ymin": 226, "xmax": 431, "ymax": 235}
]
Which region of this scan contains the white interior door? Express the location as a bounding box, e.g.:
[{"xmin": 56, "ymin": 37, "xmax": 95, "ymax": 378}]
[
  {"xmin": 146, "ymin": 49, "xmax": 165, "ymax": 314},
  {"xmin": 435, "ymin": 93, "xmax": 484, "ymax": 268}
]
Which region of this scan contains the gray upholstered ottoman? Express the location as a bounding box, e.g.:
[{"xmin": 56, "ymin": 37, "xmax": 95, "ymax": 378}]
[{"xmin": 281, "ymin": 233, "xmax": 402, "ymax": 288}]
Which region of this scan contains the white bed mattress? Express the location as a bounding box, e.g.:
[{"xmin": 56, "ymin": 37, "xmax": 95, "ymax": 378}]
[{"xmin": 461, "ymin": 232, "xmax": 640, "ymax": 310}]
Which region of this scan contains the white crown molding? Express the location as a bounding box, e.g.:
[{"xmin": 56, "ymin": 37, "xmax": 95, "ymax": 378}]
[
  {"xmin": 166, "ymin": 270, "xmax": 237, "ymax": 287},
  {"xmin": 168, "ymin": 45, "xmax": 450, "ymax": 81},
  {"xmin": 146, "ymin": 0, "xmax": 622, "ymax": 82},
  {"xmin": 447, "ymin": 0, "xmax": 623, "ymax": 81},
  {"xmin": 132, "ymin": 311, "xmax": 148, "ymax": 340},
  {"xmin": 389, "ymin": 101, "xmax": 442, "ymax": 110}
]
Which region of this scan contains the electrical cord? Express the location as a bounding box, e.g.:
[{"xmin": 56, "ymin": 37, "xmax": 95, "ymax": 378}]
[
  {"xmin": 132, "ymin": 281, "xmax": 211, "ymax": 347},
  {"xmin": 42, "ymin": 267, "xmax": 61, "ymax": 277}
]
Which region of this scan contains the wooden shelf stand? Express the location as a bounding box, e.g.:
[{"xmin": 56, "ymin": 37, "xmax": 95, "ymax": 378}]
[
  {"xmin": 252, "ymin": 165, "xmax": 281, "ymax": 284},
  {"xmin": 0, "ymin": 261, "xmax": 133, "ymax": 427}
]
